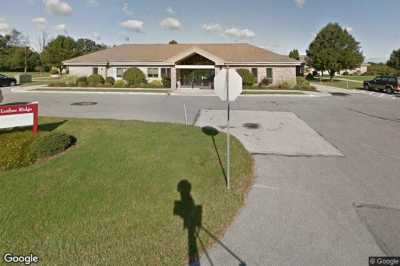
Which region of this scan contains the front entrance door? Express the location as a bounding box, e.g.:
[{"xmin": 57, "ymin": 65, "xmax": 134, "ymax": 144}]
[{"xmin": 179, "ymin": 69, "xmax": 215, "ymax": 89}]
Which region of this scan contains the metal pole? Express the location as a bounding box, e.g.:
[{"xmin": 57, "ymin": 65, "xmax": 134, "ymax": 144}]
[{"xmin": 226, "ymin": 66, "xmax": 230, "ymax": 190}]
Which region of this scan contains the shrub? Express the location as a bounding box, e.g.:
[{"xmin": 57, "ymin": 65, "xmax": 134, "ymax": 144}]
[
  {"xmin": 77, "ymin": 81, "xmax": 88, "ymax": 87},
  {"xmin": 105, "ymin": 77, "xmax": 115, "ymax": 86},
  {"xmin": 259, "ymin": 78, "xmax": 272, "ymax": 87},
  {"xmin": 149, "ymin": 80, "xmax": 162, "ymax": 88},
  {"xmin": 16, "ymin": 74, "xmax": 32, "ymax": 84},
  {"xmin": 342, "ymin": 71, "xmax": 349, "ymax": 76},
  {"xmin": 87, "ymin": 74, "xmax": 105, "ymax": 86},
  {"xmin": 76, "ymin": 76, "xmax": 87, "ymax": 85},
  {"xmin": 162, "ymin": 76, "xmax": 171, "ymax": 88},
  {"xmin": 305, "ymin": 73, "xmax": 314, "ymax": 80},
  {"xmin": 236, "ymin": 69, "xmax": 256, "ymax": 86},
  {"xmin": 114, "ymin": 80, "xmax": 126, "ymax": 88},
  {"xmin": 293, "ymin": 77, "xmax": 316, "ymax": 91},
  {"xmin": 48, "ymin": 82, "xmax": 68, "ymax": 87},
  {"xmin": 29, "ymin": 132, "xmax": 74, "ymax": 161},
  {"xmin": 50, "ymin": 69, "xmax": 59, "ymax": 75},
  {"xmin": 0, "ymin": 131, "xmax": 35, "ymax": 171},
  {"xmin": 276, "ymin": 81, "xmax": 291, "ymax": 90},
  {"xmin": 123, "ymin": 68, "xmax": 146, "ymax": 86}
]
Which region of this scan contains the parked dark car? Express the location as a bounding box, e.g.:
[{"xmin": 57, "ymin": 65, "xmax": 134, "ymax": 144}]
[
  {"xmin": 363, "ymin": 76, "xmax": 400, "ymax": 94},
  {"xmin": 0, "ymin": 74, "xmax": 17, "ymax": 87}
]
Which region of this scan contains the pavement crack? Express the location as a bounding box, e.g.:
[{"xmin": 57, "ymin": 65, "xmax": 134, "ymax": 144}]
[{"xmin": 347, "ymin": 108, "xmax": 400, "ymax": 123}]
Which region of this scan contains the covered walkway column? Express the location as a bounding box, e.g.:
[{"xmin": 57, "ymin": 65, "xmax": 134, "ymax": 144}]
[{"xmin": 171, "ymin": 67, "xmax": 177, "ymax": 90}]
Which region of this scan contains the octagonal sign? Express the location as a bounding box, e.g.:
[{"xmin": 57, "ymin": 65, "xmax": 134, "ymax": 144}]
[{"xmin": 214, "ymin": 69, "xmax": 243, "ymax": 102}]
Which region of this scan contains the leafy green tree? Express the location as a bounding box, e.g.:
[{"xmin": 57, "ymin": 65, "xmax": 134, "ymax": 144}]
[
  {"xmin": 289, "ymin": 49, "xmax": 300, "ymax": 60},
  {"xmin": 306, "ymin": 23, "xmax": 364, "ymax": 79},
  {"xmin": 41, "ymin": 35, "xmax": 77, "ymax": 74},
  {"xmin": 169, "ymin": 40, "xmax": 178, "ymax": 44},
  {"xmin": 75, "ymin": 38, "xmax": 106, "ymax": 56},
  {"xmin": 387, "ymin": 49, "xmax": 400, "ymax": 70}
]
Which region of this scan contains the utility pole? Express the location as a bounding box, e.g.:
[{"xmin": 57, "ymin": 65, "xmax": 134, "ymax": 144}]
[{"xmin": 24, "ymin": 46, "xmax": 28, "ymax": 73}]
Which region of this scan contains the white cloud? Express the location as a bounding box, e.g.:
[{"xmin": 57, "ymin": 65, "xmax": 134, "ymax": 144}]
[
  {"xmin": 344, "ymin": 26, "xmax": 353, "ymax": 33},
  {"xmin": 122, "ymin": 1, "xmax": 133, "ymax": 16},
  {"xmin": 160, "ymin": 17, "xmax": 181, "ymax": 31},
  {"xmin": 120, "ymin": 20, "xmax": 144, "ymax": 32},
  {"xmin": 0, "ymin": 18, "xmax": 12, "ymax": 35},
  {"xmin": 44, "ymin": 0, "xmax": 73, "ymax": 16},
  {"xmin": 93, "ymin": 32, "xmax": 101, "ymax": 40},
  {"xmin": 202, "ymin": 23, "xmax": 223, "ymax": 34},
  {"xmin": 224, "ymin": 27, "xmax": 255, "ymax": 39},
  {"xmin": 32, "ymin": 17, "xmax": 47, "ymax": 30},
  {"xmin": 294, "ymin": 0, "xmax": 305, "ymax": 8},
  {"xmin": 54, "ymin": 24, "xmax": 67, "ymax": 33},
  {"xmin": 166, "ymin": 7, "xmax": 175, "ymax": 14}
]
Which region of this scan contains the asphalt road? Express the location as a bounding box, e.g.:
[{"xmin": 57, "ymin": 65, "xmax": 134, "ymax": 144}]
[{"xmin": 1, "ymin": 87, "xmax": 400, "ymax": 265}]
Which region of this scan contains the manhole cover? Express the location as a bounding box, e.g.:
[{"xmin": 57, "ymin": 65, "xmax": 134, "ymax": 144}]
[
  {"xmin": 243, "ymin": 123, "xmax": 260, "ymax": 129},
  {"xmin": 70, "ymin": 102, "xmax": 98, "ymax": 106},
  {"xmin": 330, "ymin": 92, "xmax": 350, "ymax": 97}
]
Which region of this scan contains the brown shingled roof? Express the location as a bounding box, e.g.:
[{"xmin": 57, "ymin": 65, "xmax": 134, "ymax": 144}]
[{"xmin": 63, "ymin": 43, "xmax": 299, "ymax": 65}]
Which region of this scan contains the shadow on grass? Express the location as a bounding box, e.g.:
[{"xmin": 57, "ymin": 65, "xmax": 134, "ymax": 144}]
[
  {"xmin": 201, "ymin": 126, "xmax": 227, "ymax": 186},
  {"xmin": 174, "ymin": 179, "xmax": 246, "ymax": 266},
  {"xmin": 174, "ymin": 180, "xmax": 202, "ymax": 266},
  {"xmin": 0, "ymin": 120, "xmax": 67, "ymax": 136}
]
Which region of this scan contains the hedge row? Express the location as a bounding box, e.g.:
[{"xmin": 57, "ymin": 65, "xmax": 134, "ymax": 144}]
[{"xmin": 0, "ymin": 131, "xmax": 75, "ymax": 171}]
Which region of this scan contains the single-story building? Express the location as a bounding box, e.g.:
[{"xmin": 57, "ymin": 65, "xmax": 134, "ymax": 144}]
[{"xmin": 63, "ymin": 43, "xmax": 301, "ymax": 89}]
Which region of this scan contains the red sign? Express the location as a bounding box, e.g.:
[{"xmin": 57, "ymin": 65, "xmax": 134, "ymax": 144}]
[{"xmin": 0, "ymin": 102, "xmax": 38, "ymax": 134}]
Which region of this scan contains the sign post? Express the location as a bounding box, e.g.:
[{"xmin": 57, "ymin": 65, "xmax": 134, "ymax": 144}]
[
  {"xmin": 0, "ymin": 102, "xmax": 39, "ymax": 135},
  {"xmin": 214, "ymin": 67, "xmax": 242, "ymax": 189}
]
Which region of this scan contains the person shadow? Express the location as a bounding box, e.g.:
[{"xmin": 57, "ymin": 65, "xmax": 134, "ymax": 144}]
[
  {"xmin": 174, "ymin": 180, "xmax": 246, "ymax": 266},
  {"xmin": 174, "ymin": 180, "xmax": 202, "ymax": 266}
]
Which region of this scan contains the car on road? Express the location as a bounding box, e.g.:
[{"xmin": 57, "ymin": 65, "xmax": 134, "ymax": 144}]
[
  {"xmin": 0, "ymin": 74, "xmax": 17, "ymax": 87},
  {"xmin": 363, "ymin": 76, "xmax": 400, "ymax": 94}
]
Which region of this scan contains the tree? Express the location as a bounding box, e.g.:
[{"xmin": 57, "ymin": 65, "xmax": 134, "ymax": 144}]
[
  {"xmin": 387, "ymin": 49, "xmax": 400, "ymax": 70},
  {"xmin": 289, "ymin": 49, "xmax": 300, "ymax": 60},
  {"xmin": 306, "ymin": 23, "xmax": 364, "ymax": 79},
  {"xmin": 169, "ymin": 40, "xmax": 178, "ymax": 45},
  {"xmin": 41, "ymin": 35, "xmax": 77, "ymax": 74},
  {"xmin": 75, "ymin": 38, "xmax": 106, "ymax": 56}
]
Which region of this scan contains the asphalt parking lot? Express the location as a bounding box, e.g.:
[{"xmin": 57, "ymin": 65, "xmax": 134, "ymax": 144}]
[{"xmin": 1, "ymin": 87, "xmax": 400, "ymax": 265}]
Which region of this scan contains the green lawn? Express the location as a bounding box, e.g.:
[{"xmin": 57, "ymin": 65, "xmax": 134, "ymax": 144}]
[
  {"xmin": 0, "ymin": 118, "xmax": 253, "ymax": 265},
  {"xmin": 311, "ymin": 75, "xmax": 376, "ymax": 90},
  {"xmin": 0, "ymin": 72, "xmax": 50, "ymax": 79},
  {"xmin": 311, "ymin": 78, "xmax": 363, "ymax": 90},
  {"xmin": 337, "ymin": 75, "xmax": 374, "ymax": 82}
]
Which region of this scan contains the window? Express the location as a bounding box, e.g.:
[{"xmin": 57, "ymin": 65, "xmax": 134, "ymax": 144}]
[
  {"xmin": 266, "ymin": 67, "xmax": 273, "ymax": 82},
  {"xmin": 161, "ymin": 68, "xmax": 171, "ymax": 78},
  {"xmin": 251, "ymin": 68, "xmax": 258, "ymax": 79},
  {"xmin": 148, "ymin": 68, "xmax": 159, "ymax": 78},
  {"xmin": 93, "ymin": 67, "xmax": 98, "ymax": 75},
  {"xmin": 117, "ymin": 68, "xmax": 125, "ymax": 78}
]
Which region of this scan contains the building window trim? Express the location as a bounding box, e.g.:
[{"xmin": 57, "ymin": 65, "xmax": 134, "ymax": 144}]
[
  {"xmin": 116, "ymin": 68, "xmax": 125, "ymax": 78},
  {"xmin": 147, "ymin": 68, "xmax": 159, "ymax": 78},
  {"xmin": 266, "ymin": 67, "xmax": 273, "ymax": 82}
]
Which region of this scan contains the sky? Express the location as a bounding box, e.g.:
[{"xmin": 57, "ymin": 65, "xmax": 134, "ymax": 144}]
[{"xmin": 1, "ymin": 0, "xmax": 399, "ymax": 62}]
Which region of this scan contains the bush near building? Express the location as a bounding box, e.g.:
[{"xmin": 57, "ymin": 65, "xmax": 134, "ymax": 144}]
[
  {"xmin": 123, "ymin": 68, "xmax": 146, "ymax": 86},
  {"xmin": 237, "ymin": 69, "xmax": 257, "ymax": 86},
  {"xmin": 105, "ymin": 77, "xmax": 115, "ymax": 86},
  {"xmin": 87, "ymin": 74, "xmax": 105, "ymax": 86}
]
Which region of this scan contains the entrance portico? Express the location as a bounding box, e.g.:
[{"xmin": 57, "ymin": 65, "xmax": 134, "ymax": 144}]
[{"xmin": 168, "ymin": 47, "xmax": 224, "ymax": 91}]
